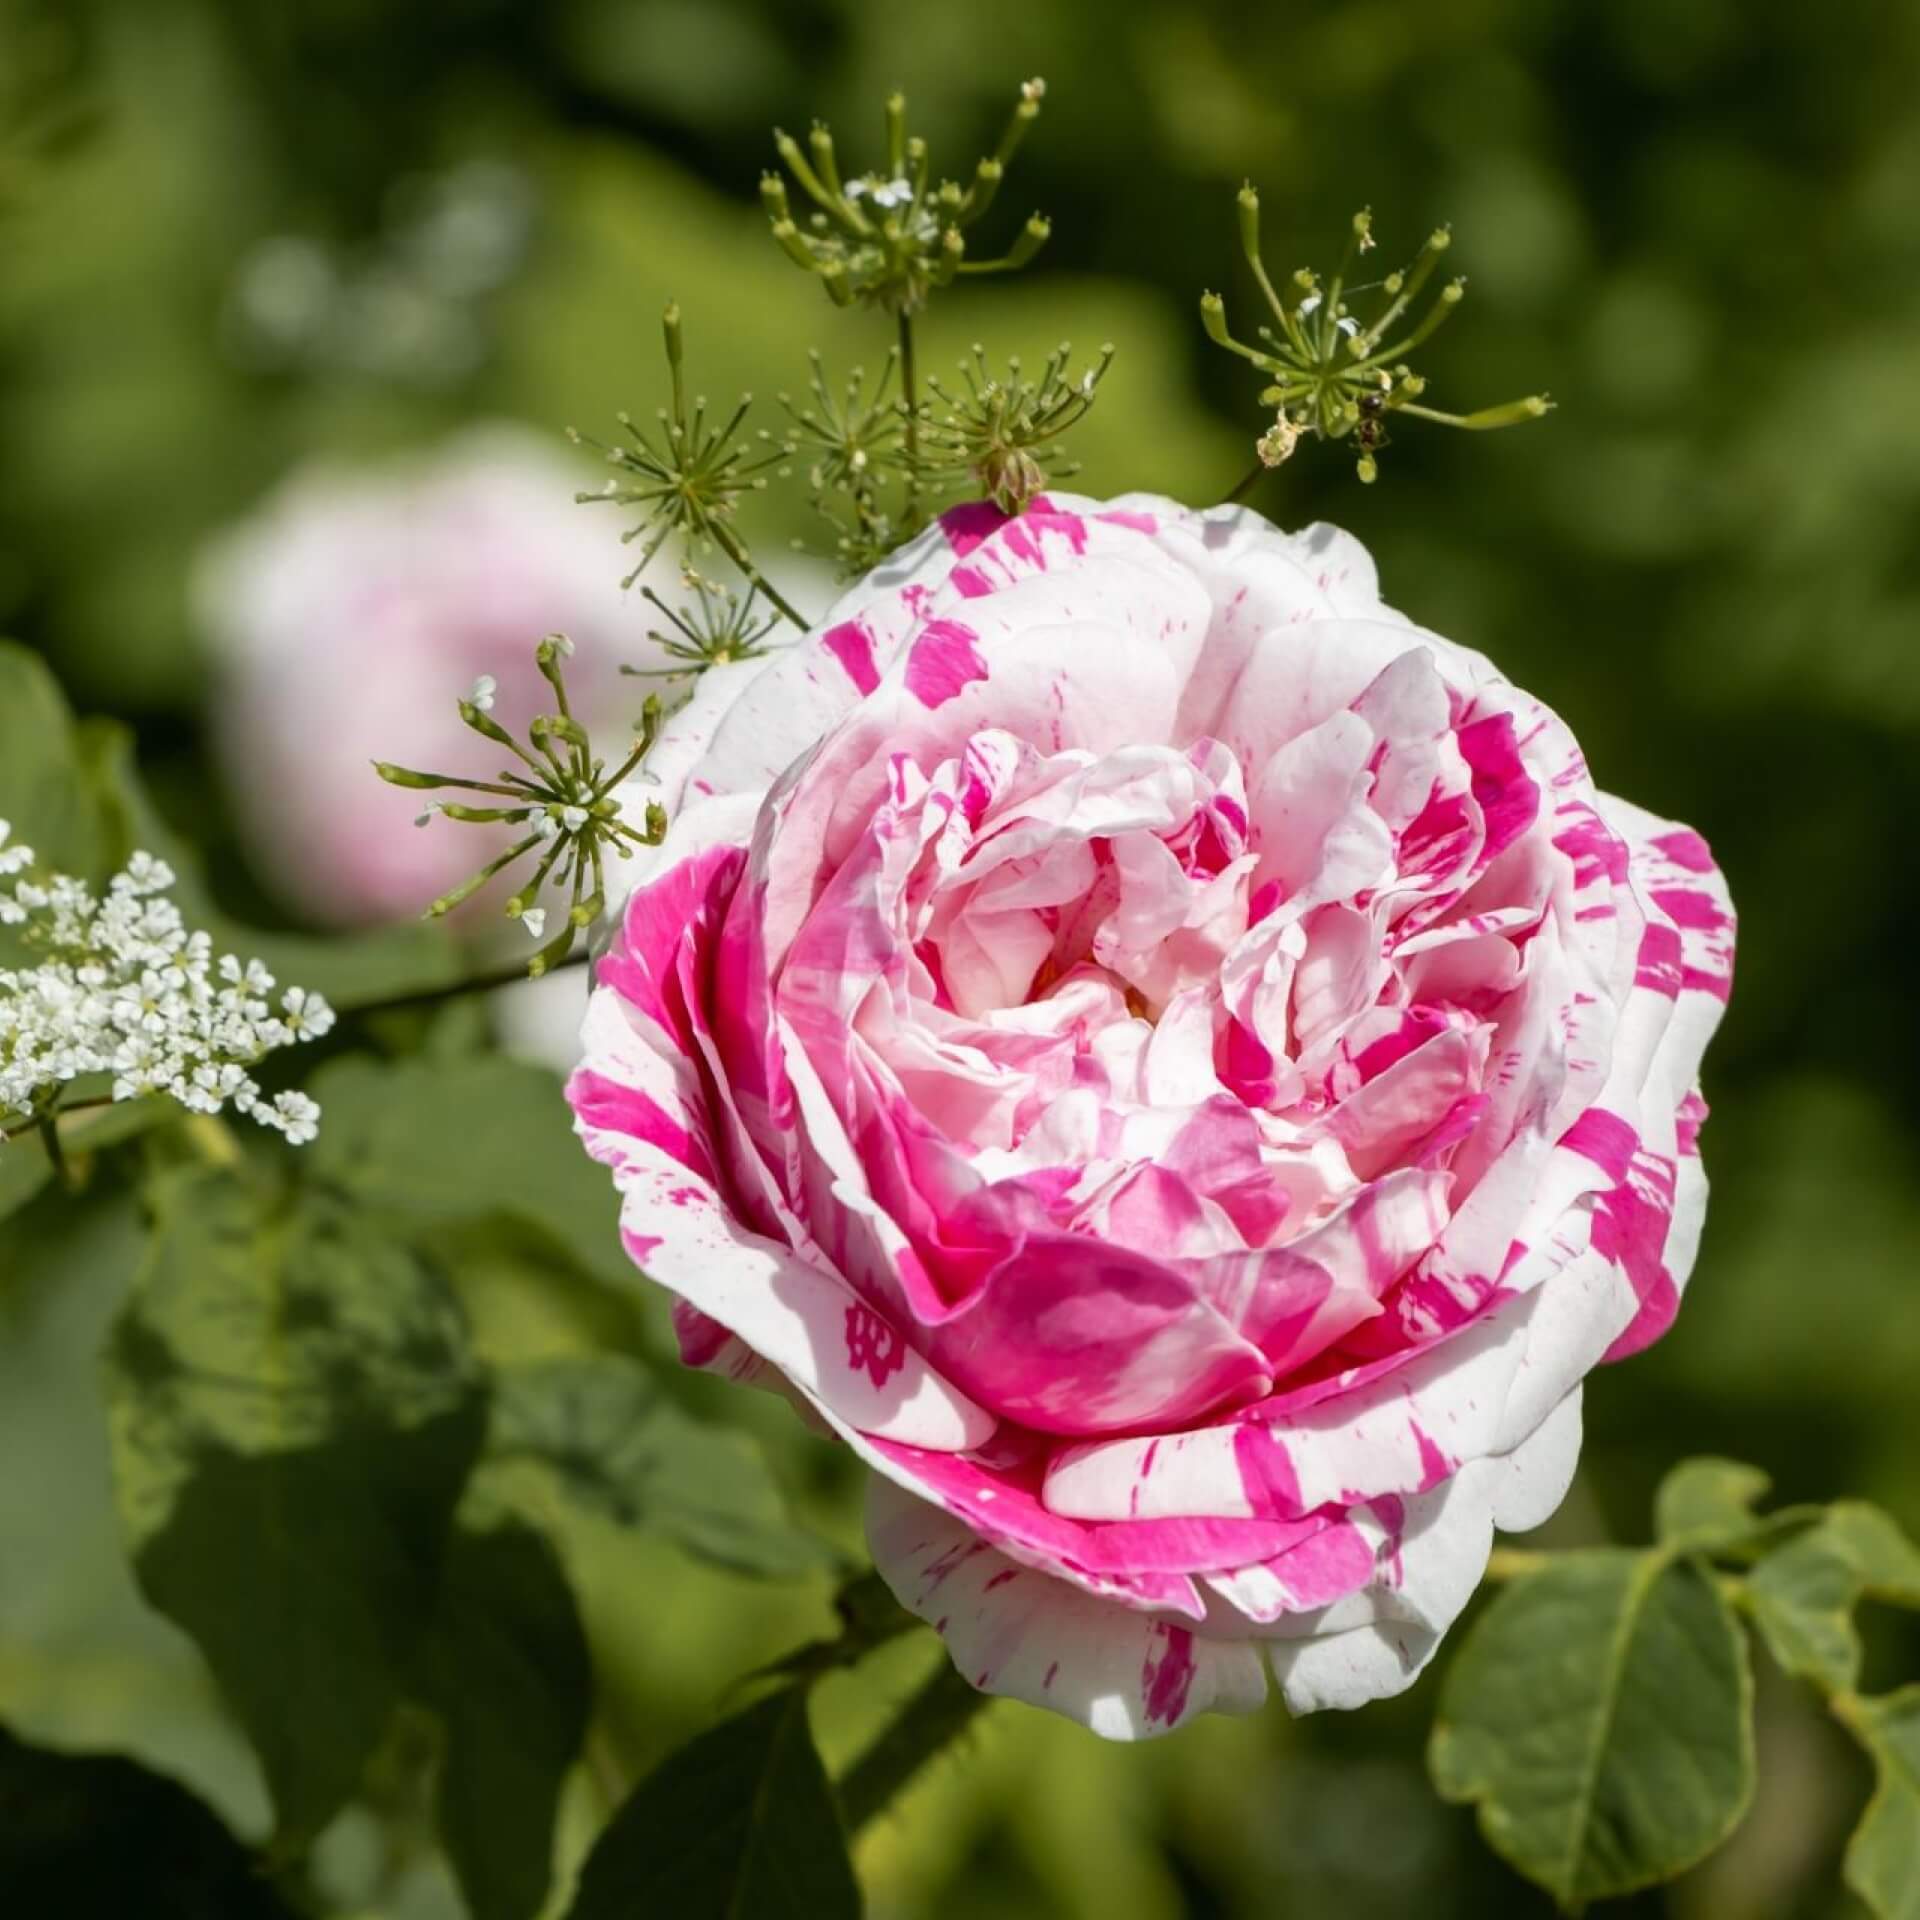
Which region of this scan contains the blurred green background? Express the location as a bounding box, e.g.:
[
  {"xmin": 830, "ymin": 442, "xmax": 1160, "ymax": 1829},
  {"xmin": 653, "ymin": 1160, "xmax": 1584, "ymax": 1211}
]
[{"xmin": 4, "ymin": 0, "xmax": 1919, "ymax": 1914}]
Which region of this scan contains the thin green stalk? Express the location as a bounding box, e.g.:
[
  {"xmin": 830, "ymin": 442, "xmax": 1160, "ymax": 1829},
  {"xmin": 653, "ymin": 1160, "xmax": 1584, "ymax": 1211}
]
[
  {"xmin": 711, "ymin": 521, "xmax": 810, "ymax": 630},
  {"xmin": 352, "ymin": 948, "xmax": 590, "ymax": 1022},
  {"xmin": 38, "ymin": 1096, "xmax": 73, "ymax": 1185},
  {"xmin": 1225, "ymin": 458, "xmax": 1266, "ymax": 504},
  {"xmin": 898, "ymin": 306, "xmax": 921, "ymax": 523}
]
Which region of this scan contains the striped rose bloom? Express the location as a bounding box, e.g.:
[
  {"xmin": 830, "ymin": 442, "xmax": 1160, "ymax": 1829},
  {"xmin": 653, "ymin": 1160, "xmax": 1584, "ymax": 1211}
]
[{"xmin": 570, "ymin": 493, "xmax": 1733, "ymax": 1738}]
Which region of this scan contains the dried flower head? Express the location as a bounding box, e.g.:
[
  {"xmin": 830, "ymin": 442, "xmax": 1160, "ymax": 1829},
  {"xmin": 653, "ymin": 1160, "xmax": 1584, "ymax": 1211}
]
[
  {"xmin": 761, "ymin": 79, "xmax": 1052, "ymax": 314},
  {"xmin": 1202, "ymin": 192, "xmax": 1552, "ymax": 483},
  {"xmin": 570, "ymin": 304, "xmax": 801, "ymax": 623},
  {"xmin": 779, "ymin": 349, "xmax": 915, "ymax": 574},
  {"xmin": 916, "ymin": 341, "xmax": 1115, "ymax": 514},
  {"xmin": 625, "ymin": 574, "xmax": 783, "ymax": 680}
]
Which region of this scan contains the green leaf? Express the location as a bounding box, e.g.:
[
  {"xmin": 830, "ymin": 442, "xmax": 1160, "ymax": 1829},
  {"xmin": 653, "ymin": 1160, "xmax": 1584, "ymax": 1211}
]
[
  {"xmin": 489, "ymin": 1354, "xmax": 830, "ymax": 1578},
  {"xmin": 1746, "ymin": 1529, "xmax": 1866, "ymax": 1692},
  {"xmin": 1825, "ymin": 1502, "xmax": 1920, "ymax": 1604},
  {"xmin": 106, "ymin": 1167, "xmax": 489, "ymax": 1848},
  {"xmin": 416, "ymin": 1521, "xmax": 592, "ymax": 1920},
  {"xmin": 0, "ymin": 1095, "xmax": 177, "ymax": 1230},
  {"xmin": 564, "ymin": 1688, "xmax": 860, "ymax": 1920},
  {"xmin": 1744, "ymin": 1501, "xmax": 1920, "ymax": 1693},
  {"xmin": 0, "ymin": 1129, "xmax": 50, "ymax": 1227},
  {"xmin": 0, "ymin": 1720, "xmax": 299, "ymax": 1918},
  {"xmin": 1430, "ymin": 1548, "xmax": 1755, "ymax": 1909},
  {"xmin": 1654, "ymin": 1457, "xmax": 1774, "ymax": 1549},
  {"xmin": 425, "ymin": 1213, "xmax": 654, "ymax": 1364},
  {"xmin": 1840, "ymin": 1687, "xmax": 1920, "ymax": 1920},
  {"xmin": 307, "ymin": 1054, "xmax": 627, "ymax": 1290},
  {"xmin": 0, "ymin": 641, "xmax": 116, "ymax": 885}
]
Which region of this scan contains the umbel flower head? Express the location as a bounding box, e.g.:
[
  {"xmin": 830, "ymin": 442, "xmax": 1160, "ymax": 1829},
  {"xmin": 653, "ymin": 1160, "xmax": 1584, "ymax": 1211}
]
[
  {"xmin": 0, "ymin": 823, "xmax": 330, "ymax": 1144},
  {"xmin": 1202, "ymin": 190, "xmax": 1553, "ymax": 482},
  {"xmin": 570, "ymin": 304, "xmax": 805, "ymax": 628},
  {"xmin": 762, "ymin": 79, "xmax": 1052, "ymax": 314},
  {"xmin": 779, "ymin": 348, "xmax": 911, "ymax": 576},
  {"xmin": 375, "ymin": 634, "xmax": 669, "ymax": 975},
  {"xmin": 625, "ymin": 574, "xmax": 783, "ymax": 681},
  {"xmin": 917, "ymin": 340, "xmax": 1115, "ymax": 514}
]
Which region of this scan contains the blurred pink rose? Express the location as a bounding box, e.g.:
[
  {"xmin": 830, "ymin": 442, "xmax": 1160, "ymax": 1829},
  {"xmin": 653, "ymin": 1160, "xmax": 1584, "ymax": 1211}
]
[
  {"xmin": 199, "ymin": 427, "xmax": 645, "ymax": 924},
  {"xmin": 570, "ymin": 494, "xmax": 1734, "ymax": 1738}
]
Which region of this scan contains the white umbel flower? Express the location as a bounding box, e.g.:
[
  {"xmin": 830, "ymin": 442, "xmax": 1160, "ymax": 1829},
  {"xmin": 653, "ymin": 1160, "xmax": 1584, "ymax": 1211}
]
[
  {"xmin": 0, "ymin": 822, "xmax": 332, "ymax": 1144},
  {"xmin": 848, "ymin": 174, "xmax": 914, "ymax": 210}
]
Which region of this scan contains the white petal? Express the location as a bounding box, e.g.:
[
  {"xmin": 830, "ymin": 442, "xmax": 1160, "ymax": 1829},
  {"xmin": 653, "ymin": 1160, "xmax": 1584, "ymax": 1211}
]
[
  {"xmin": 1264, "ymin": 1388, "xmax": 1583, "ymax": 1712},
  {"xmin": 866, "ymin": 1476, "xmax": 1269, "ymax": 1740},
  {"xmin": 1269, "ymin": 1618, "xmax": 1440, "ymax": 1714}
]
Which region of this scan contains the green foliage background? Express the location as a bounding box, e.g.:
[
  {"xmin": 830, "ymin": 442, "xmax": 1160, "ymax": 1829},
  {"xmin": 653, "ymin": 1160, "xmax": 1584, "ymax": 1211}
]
[{"xmin": 3, "ymin": 0, "xmax": 1918, "ymax": 1914}]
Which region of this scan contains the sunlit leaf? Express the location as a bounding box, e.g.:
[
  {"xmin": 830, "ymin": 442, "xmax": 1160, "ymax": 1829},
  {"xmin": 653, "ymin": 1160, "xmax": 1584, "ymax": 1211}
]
[
  {"xmin": 565, "ymin": 1687, "xmax": 859, "ymax": 1920},
  {"xmin": 0, "ymin": 1720, "xmax": 298, "ymax": 1918},
  {"xmin": 0, "ymin": 1129, "xmax": 49, "ymax": 1226},
  {"xmin": 1824, "ymin": 1503, "xmax": 1920, "ymax": 1604},
  {"xmin": 489, "ymin": 1354, "xmax": 830, "ymax": 1578},
  {"xmin": 1653, "ymin": 1457, "xmax": 1775, "ymax": 1550},
  {"xmin": 0, "ymin": 641, "xmax": 115, "ymax": 889},
  {"xmin": 1746, "ymin": 1502, "xmax": 1920, "ymax": 1693},
  {"xmin": 1, "ymin": 1096, "xmax": 177, "ymax": 1230},
  {"xmin": 0, "ymin": 643, "xmax": 119, "ymax": 993},
  {"xmin": 1841, "ymin": 1687, "xmax": 1920, "ymax": 1920},
  {"xmin": 106, "ymin": 1167, "xmax": 488, "ymax": 1849},
  {"xmin": 417, "ymin": 1521, "xmax": 592, "ymax": 1920},
  {"xmin": 308, "ymin": 1054, "xmax": 626, "ymax": 1290},
  {"xmin": 1430, "ymin": 1548, "xmax": 1755, "ymax": 1908},
  {"xmin": 1747, "ymin": 1530, "xmax": 1869, "ymax": 1693}
]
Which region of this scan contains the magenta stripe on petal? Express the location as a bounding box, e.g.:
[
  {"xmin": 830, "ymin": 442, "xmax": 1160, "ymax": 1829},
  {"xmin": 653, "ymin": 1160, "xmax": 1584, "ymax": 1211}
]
[
  {"xmin": 904, "ymin": 620, "xmax": 989, "ymax": 708},
  {"xmin": 937, "ymin": 500, "xmax": 1009, "ymax": 556},
  {"xmin": 821, "ymin": 618, "xmax": 880, "ymax": 695}
]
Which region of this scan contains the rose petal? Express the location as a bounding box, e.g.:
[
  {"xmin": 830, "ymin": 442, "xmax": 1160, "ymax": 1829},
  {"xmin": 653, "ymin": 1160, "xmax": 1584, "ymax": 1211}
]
[{"xmin": 867, "ymin": 1475, "xmax": 1270, "ymax": 1740}]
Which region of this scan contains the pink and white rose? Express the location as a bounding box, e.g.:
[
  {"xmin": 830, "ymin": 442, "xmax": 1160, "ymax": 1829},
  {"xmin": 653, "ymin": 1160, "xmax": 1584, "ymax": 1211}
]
[{"xmin": 568, "ymin": 494, "xmax": 1734, "ymax": 1739}]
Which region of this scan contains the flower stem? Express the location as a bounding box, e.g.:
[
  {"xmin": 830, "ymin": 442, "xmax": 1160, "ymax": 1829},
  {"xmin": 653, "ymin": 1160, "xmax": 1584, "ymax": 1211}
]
[
  {"xmin": 1225, "ymin": 457, "xmax": 1266, "ymax": 505},
  {"xmin": 898, "ymin": 307, "xmax": 921, "ymax": 524},
  {"xmin": 711, "ymin": 521, "xmax": 810, "ymax": 631},
  {"xmin": 837, "ymin": 1658, "xmax": 991, "ymax": 1835},
  {"xmin": 37, "ymin": 1095, "xmax": 73, "ymax": 1185},
  {"xmin": 351, "ymin": 948, "xmax": 590, "ymax": 1022}
]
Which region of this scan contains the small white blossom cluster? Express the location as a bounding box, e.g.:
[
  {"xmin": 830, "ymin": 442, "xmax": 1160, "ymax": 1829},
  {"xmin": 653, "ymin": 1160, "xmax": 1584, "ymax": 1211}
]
[{"xmin": 0, "ymin": 821, "xmax": 332, "ymax": 1145}]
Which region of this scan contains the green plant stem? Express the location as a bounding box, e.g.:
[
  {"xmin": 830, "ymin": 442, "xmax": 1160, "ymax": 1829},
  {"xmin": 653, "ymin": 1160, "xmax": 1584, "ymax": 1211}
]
[
  {"xmin": 837, "ymin": 1659, "xmax": 991, "ymax": 1835},
  {"xmin": 585, "ymin": 1725, "xmax": 631, "ymax": 1820},
  {"xmin": 37, "ymin": 1097, "xmax": 73, "ymax": 1184},
  {"xmin": 898, "ymin": 307, "xmax": 921, "ymax": 524},
  {"xmin": 352, "ymin": 947, "xmax": 590, "ymax": 1022},
  {"xmin": 711, "ymin": 521, "xmax": 810, "ymax": 630},
  {"xmin": 1224, "ymin": 457, "xmax": 1266, "ymax": 504},
  {"xmin": 10, "ymin": 1092, "xmax": 110, "ymax": 1152}
]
